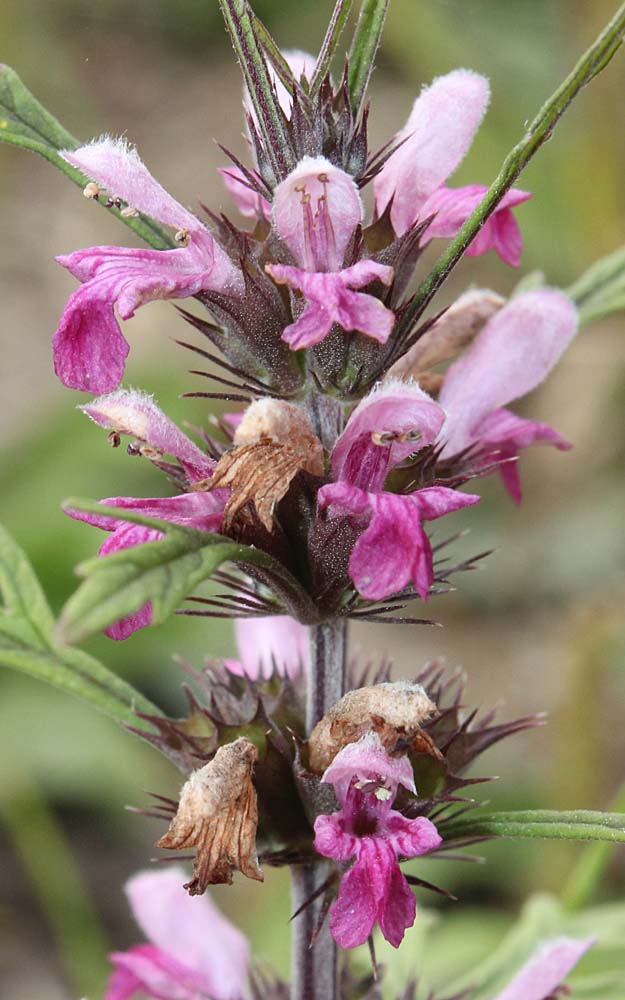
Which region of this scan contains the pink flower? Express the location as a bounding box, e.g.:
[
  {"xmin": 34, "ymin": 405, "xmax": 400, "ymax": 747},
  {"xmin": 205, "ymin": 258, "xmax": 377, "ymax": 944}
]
[
  {"xmin": 224, "ymin": 615, "xmax": 309, "ymax": 680},
  {"xmin": 54, "ymin": 138, "xmax": 244, "ymax": 393},
  {"xmin": 81, "ymin": 388, "xmax": 216, "ymax": 482},
  {"xmin": 267, "ymin": 260, "xmax": 394, "ymax": 349},
  {"xmin": 313, "ymin": 733, "xmax": 441, "ymax": 949},
  {"xmin": 421, "ymin": 184, "xmax": 532, "ymax": 267},
  {"xmin": 317, "ymin": 380, "xmax": 480, "ymax": 600},
  {"xmin": 266, "ymin": 157, "xmax": 395, "ymax": 348},
  {"xmin": 438, "ymin": 289, "xmax": 578, "ymax": 501},
  {"xmin": 66, "ymin": 492, "xmax": 226, "ymax": 640},
  {"xmin": 494, "ymin": 936, "xmax": 594, "ymax": 1000},
  {"xmin": 373, "ymin": 70, "xmax": 529, "ymax": 264},
  {"xmin": 106, "ymin": 867, "xmax": 249, "ymax": 1000}
]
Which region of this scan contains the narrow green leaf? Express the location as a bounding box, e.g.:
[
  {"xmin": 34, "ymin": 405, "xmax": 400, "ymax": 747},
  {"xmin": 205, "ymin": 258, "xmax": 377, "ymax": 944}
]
[
  {"xmin": 348, "ymin": 0, "xmax": 389, "ymax": 112},
  {"xmin": 0, "ymin": 64, "xmax": 173, "ymax": 249},
  {"xmin": 310, "ymin": 0, "xmax": 354, "ymax": 97},
  {"xmin": 0, "ymin": 523, "xmax": 162, "ymax": 729},
  {"xmin": 0, "ymin": 522, "xmax": 54, "ymax": 647},
  {"xmin": 57, "ymin": 498, "xmax": 281, "ymax": 644},
  {"xmin": 217, "ymin": 0, "xmax": 295, "ymax": 180},
  {"xmin": 441, "ymin": 809, "xmax": 625, "ymax": 844},
  {"xmin": 0, "ymin": 646, "xmax": 157, "ymax": 730},
  {"xmin": 568, "ymin": 244, "xmax": 625, "ymax": 324}
]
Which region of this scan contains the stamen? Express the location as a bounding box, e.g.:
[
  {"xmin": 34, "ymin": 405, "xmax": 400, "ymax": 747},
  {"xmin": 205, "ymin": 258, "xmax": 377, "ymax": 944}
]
[
  {"xmin": 175, "ymin": 228, "xmax": 191, "ymax": 246},
  {"xmin": 371, "ymin": 430, "xmax": 397, "ymax": 447},
  {"xmin": 83, "ymin": 182, "xmax": 100, "ymax": 200},
  {"xmin": 107, "ymin": 431, "xmax": 121, "ymax": 448}
]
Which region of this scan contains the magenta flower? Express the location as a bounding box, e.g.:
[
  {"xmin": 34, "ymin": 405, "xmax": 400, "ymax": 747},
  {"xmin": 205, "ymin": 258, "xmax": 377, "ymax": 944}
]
[
  {"xmin": 106, "ymin": 867, "xmax": 249, "ymax": 1000},
  {"xmin": 421, "ymin": 184, "xmax": 532, "ymax": 267},
  {"xmin": 313, "ymin": 733, "xmax": 441, "ymax": 949},
  {"xmin": 224, "ymin": 614, "xmax": 309, "ymax": 680},
  {"xmin": 438, "ymin": 288, "xmax": 578, "ymax": 501},
  {"xmin": 67, "ymin": 492, "xmax": 225, "ymax": 640},
  {"xmin": 373, "ymin": 70, "xmax": 530, "ymax": 263},
  {"xmin": 494, "ymin": 936, "xmax": 594, "ymax": 1000},
  {"xmin": 54, "ymin": 138, "xmax": 244, "ymax": 393},
  {"xmin": 81, "ymin": 388, "xmax": 216, "ymax": 482},
  {"xmin": 266, "ymin": 157, "xmax": 395, "ymax": 348},
  {"xmin": 318, "ymin": 380, "xmax": 480, "ymax": 600},
  {"xmin": 66, "ymin": 390, "xmax": 226, "ymax": 638}
]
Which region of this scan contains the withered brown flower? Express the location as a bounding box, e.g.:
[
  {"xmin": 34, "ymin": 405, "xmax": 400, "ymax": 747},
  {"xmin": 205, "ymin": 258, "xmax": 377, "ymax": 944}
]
[
  {"xmin": 156, "ymin": 737, "xmax": 263, "ymax": 894},
  {"xmin": 387, "ymin": 288, "xmax": 505, "ymax": 388},
  {"xmin": 308, "ymin": 681, "xmax": 438, "ymax": 773},
  {"xmin": 204, "ymin": 399, "xmax": 324, "ymax": 531}
]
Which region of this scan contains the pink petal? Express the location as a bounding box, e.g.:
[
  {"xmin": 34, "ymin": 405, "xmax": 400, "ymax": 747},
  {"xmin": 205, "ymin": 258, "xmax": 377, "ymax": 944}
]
[
  {"xmin": 54, "ymin": 243, "xmax": 242, "ymax": 392},
  {"xmin": 267, "ymin": 264, "xmax": 395, "ymax": 348},
  {"xmin": 321, "ymin": 731, "xmax": 417, "ymax": 801},
  {"xmin": 107, "ymin": 944, "xmax": 212, "ymax": 1000},
  {"xmin": 420, "ymin": 184, "xmax": 532, "ymax": 266},
  {"xmin": 62, "ymin": 137, "xmax": 204, "ymax": 234},
  {"xmin": 374, "ymin": 70, "xmax": 490, "ymax": 236},
  {"xmin": 339, "ymin": 260, "xmax": 394, "ymax": 288},
  {"xmin": 377, "ymin": 862, "xmax": 417, "ymax": 948},
  {"xmin": 52, "ymin": 285, "xmax": 129, "ymax": 393},
  {"xmin": 328, "ymin": 846, "xmax": 388, "ymax": 948},
  {"xmin": 282, "ymin": 299, "xmax": 335, "ymax": 349},
  {"xmin": 219, "ymin": 166, "xmax": 270, "ymax": 220},
  {"xmin": 64, "ymin": 492, "xmax": 227, "ymax": 534},
  {"xmin": 317, "ymin": 481, "xmax": 372, "ymax": 519},
  {"xmin": 81, "ymin": 388, "xmax": 215, "ymax": 481},
  {"xmin": 125, "ymin": 868, "xmax": 250, "ymax": 999},
  {"xmin": 474, "ymin": 408, "xmax": 571, "ymax": 504},
  {"xmin": 385, "ymin": 812, "xmax": 442, "ymax": 857},
  {"xmin": 313, "ymin": 811, "xmax": 357, "ymax": 863},
  {"xmin": 348, "ymin": 495, "xmax": 431, "ymax": 599},
  {"xmin": 330, "ymin": 379, "xmax": 446, "ymax": 490},
  {"xmin": 225, "ymin": 614, "xmax": 309, "ymax": 680},
  {"xmin": 98, "ymin": 523, "xmax": 159, "ymax": 639},
  {"xmin": 494, "ymin": 937, "xmax": 594, "ymax": 1000},
  {"xmin": 439, "ymin": 289, "xmax": 578, "ymax": 457},
  {"xmin": 272, "ymin": 157, "xmax": 362, "ymax": 270},
  {"xmin": 356, "ymin": 490, "xmax": 479, "ymax": 600}
]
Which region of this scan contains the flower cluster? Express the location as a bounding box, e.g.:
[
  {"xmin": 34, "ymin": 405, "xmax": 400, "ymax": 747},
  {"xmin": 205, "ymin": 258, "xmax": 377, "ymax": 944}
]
[{"xmin": 46, "ymin": 23, "xmax": 583, "ymax": 999}]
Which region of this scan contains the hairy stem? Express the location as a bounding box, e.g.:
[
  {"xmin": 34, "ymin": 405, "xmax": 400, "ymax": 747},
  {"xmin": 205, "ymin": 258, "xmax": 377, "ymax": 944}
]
[
  {"xmin": 291, "ymin": 619, "xmax": 347, "ymax": 1000},
  {"xmin": 403, "ymin": 2, "xmax": 625, "ymax": 332}
]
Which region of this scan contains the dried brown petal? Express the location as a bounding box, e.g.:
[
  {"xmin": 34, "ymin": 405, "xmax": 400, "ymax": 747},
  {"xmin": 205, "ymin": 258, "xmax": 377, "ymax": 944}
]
[
  {"xmin": 387, "ymin": 289, "xmax": 505, "ymax": 383},
  {"xmin": 308, "ymin": 681, "xmax": 438, "ymax": 773},
  {"xmin": 155, "ymin": 737, "xmax": 263, "ymax": 893},
  {"xmin": 208, "ymin": 440, "xmax": 312, "ymax": 531},
  {"xmin": 206, "ymin": 400, "xmax": 324, "ymax": 532}
]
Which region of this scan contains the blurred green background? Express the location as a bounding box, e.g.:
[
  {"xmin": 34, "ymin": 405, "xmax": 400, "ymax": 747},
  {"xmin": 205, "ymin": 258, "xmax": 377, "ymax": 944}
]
[{"xmin": 1, "ymin": 0, "xmax": 625, "ymax": 997}]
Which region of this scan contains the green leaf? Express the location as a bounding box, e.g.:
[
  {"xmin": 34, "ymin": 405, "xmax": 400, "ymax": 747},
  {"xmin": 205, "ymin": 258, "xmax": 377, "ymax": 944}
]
[
  {"xmin": 0, "ymin": 64, "xmax": 173, "ymax": 249},
  {"xmin": 441, "ymin": 808, "xmax": 625, "ymax": 844},
  {"xmin": 348, "ymin": 0, "xmax": 389, "ymax": 112},
  {"xmin": 0, "ymin": 522, "xmax": 55, "ymax": 648},
  {"xmin": 568, "ymin": 244, "xmax": 625, "ymax": 324},
  {"xmin": 57, "ymin": 498, "xmax": 286, "ymax": 644},
  {"xmin": 0, "ymin": 523, "xmax": 162, "ymax": 729},
  {"xmin": 0, "ymin": 645, "xmax": 155, "ymax": 730}
]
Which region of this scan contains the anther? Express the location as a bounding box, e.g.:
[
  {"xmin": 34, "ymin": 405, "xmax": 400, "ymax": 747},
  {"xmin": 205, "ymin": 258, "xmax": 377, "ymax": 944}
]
[
  {"xmin": 107, "ymin": 431, "xmax": 121, "ymax": 448},
  {"xmin": 174, "ymin": 228, "xmax": 191, "ymax": 246},
  {"xmin": 127, "ymin": 441, "xmax": 142, "ymax": 457},
  {"xmin": 399, "ymin": 429, "xmax": 422, "ymax": 444},
  {"xmin": 120, "ymin": 205, "xmax": 139, "ymax": 218},
  {"xmin": 371, "ymin": 430, "xmax": 397, "ymax": 447},
  {"xmin": 83, "ymin": 182, "xmax": 100, "ymax": 200}
]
